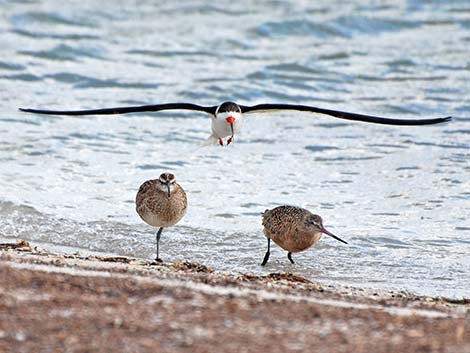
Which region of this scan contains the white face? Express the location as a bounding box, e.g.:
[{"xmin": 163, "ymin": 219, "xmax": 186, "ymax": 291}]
[
  {"xmin": 159, "ymin": 173, "xmax": 175, "ymax": 184},
  {"xmin": 216, "ymin": 111, "xmax": 242, "ymax": 121},
  {"xmin": 158, "ymin": 173, "xmax": 176, "ymax": 195},
  {"xmin": 212, "ymin": 111, "xmax": 243, "ymax": 138}
]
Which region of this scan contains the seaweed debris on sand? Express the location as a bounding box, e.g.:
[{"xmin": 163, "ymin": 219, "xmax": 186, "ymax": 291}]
[{"xmin": 1, "ymin": 241, "xmax": 469, "ymax": 353}]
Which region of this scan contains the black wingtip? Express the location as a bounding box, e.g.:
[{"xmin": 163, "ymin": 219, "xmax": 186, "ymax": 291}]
[
  {"xmin": 19, "ymin": 107, "xmax": 62, "ymax": 115},
  {"xmin": 19, "ymin": 108, "xmax": 39, "ymax": 114}
]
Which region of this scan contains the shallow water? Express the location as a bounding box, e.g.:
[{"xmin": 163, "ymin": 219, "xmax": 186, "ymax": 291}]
[{"xmin": 1, "ymin": 0, "xmax": 469, "ymax": 298}]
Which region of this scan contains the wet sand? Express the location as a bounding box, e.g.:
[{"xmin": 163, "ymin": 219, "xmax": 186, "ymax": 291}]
[{"xmin": 1, "ymin": 240, "xmax": 469, "ymax": 353}]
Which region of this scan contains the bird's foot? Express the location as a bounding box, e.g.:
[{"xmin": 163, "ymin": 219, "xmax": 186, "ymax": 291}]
[
  {"xmin": 227, "ymin": 136, "xmax": 234, "ymax": 145},
  {"xmin": 153, "ymin": 257, "xmax": 163, "ymax": 264},
  {"xmin": 218, "ymin": 138, "xmax": 224, "ymax": 146},
  {"xmin": 261, "ymin": 251, "xmax": 270, "ymax": 266}
]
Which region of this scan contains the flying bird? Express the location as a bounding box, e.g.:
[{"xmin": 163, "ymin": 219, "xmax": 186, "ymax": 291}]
[{"xmin": 20, "ymin": 101, "xmax": 451, "ymax": 145}]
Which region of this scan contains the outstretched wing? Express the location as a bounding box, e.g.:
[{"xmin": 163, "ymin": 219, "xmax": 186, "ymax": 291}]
[
  {"xmin": 19, "ymin": 103, "xmax": 218, "ymax": 116},
  {"xmin": 239, "ymin": 103, "xmax": 451, "ymax": 126}
]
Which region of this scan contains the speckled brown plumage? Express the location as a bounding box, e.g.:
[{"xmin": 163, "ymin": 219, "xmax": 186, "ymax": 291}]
[
  {"xmin": 261, "ymin": 205, "xmax": 347, "ymax": 265},
  {"xmin": 136, "ymin": 173, "xmax": 187, "ymax": 262},
  {"xmin": 136, "ymin": 179, "xmax": 187, "ymax": 228},
  {"xmin": 262, "ymin": 206, "xmax": 323, "ymax": 252}
]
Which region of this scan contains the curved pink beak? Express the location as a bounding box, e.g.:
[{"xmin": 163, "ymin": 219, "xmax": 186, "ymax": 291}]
[{"xmin": 321, "ymin": 227, "xmax": 348, "ymax": 244}]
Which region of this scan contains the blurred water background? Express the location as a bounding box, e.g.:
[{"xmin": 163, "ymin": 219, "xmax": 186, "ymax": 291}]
[{"xmin": 0, "ymin": 0, "xmax": 469, "ymax": 298}]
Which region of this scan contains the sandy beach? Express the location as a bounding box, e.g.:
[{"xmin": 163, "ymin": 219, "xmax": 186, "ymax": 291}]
[{"xmin": 0, "ymin": 240, "xmax": 468, "ymax": 353}]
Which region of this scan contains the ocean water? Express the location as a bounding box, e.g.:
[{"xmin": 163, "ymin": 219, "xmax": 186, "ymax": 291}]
[{"xmin": 1, "ymin": 0, "xmax": 469, "ymax": 298}]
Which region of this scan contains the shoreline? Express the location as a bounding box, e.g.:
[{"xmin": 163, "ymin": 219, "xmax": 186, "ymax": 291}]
[{"xmin": 1, "ymin": 240, "xmax": 469, "ymax": 352}]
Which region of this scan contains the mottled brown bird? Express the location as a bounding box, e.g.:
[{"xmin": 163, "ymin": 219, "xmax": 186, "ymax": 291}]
[
  {"xmin": 261, "ymin": 205, "xmax": 348, "ymax": 265},
  {"xmin": 136, "ymin": 173, "xmax": 187, "ymax": 262}
]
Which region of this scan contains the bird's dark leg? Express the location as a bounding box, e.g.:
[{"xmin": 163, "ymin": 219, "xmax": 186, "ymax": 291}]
[
  {"xmin": 155, "ymin": 227, "xmax": 163, "ymax": 262},
  {"xmin": 261, "ymin": 238, "xmax": 271, "ymax": 266},
  {"xmin": 218, "ymin": 138, "xmax": 224, "ymax": 146},
  {"xmin": 287, "ymin": 252, "xmax": 295, "ymax": 264}
]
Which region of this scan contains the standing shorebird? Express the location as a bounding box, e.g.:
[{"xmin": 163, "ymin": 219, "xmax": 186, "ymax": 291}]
[
  {"xmin": 20, "ymin": 101, "xmax": 451, "ymax": 146},
  {"xmin": 136, "ymin": 173, "xmax": 187, "ymax": 262},
  {"xmin": 261, "ymin": 205, "xmax": 348, "ymax": 265}
]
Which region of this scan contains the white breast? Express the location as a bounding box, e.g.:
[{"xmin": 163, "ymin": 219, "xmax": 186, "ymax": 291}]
[{"xmin": 211, "ymin": 112, "xmax": 243, "ymax": 138}]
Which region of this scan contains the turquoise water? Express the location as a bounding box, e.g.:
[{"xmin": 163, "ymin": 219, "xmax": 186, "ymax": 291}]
[{"xmin": 0, "ymin": 1, "xmax": 469, "ymax": 298}]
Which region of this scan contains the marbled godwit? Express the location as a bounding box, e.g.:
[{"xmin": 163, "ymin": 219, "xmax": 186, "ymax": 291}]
[
  {"xmin": 136, "ymin": 173, "xmax": 187, "ymax": 262},
  {"xmin": 261, "ymin": 205, "xmax": 347, "ymax": 265},
  {"xmin": 20, "ymin": 101, "xmax": 451, "ymax": 146}
]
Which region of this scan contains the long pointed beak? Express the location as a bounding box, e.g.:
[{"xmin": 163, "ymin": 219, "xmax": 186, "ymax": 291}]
[
  {"xmin": 225, "ymin": 116, "xmax": 235, "ymax": 139},
  {"xmin": 166, "ymin": 184, "xmax": 171, "ymax": 197},
  {"xmin": 321, "ymin": 227, "xmax": 348, "ymax": 244}
]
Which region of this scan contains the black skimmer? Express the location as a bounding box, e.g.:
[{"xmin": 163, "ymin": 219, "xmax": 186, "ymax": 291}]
[{"xmin": 20, "ymin": 101, "xmax": 451, "ymax": 145}]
